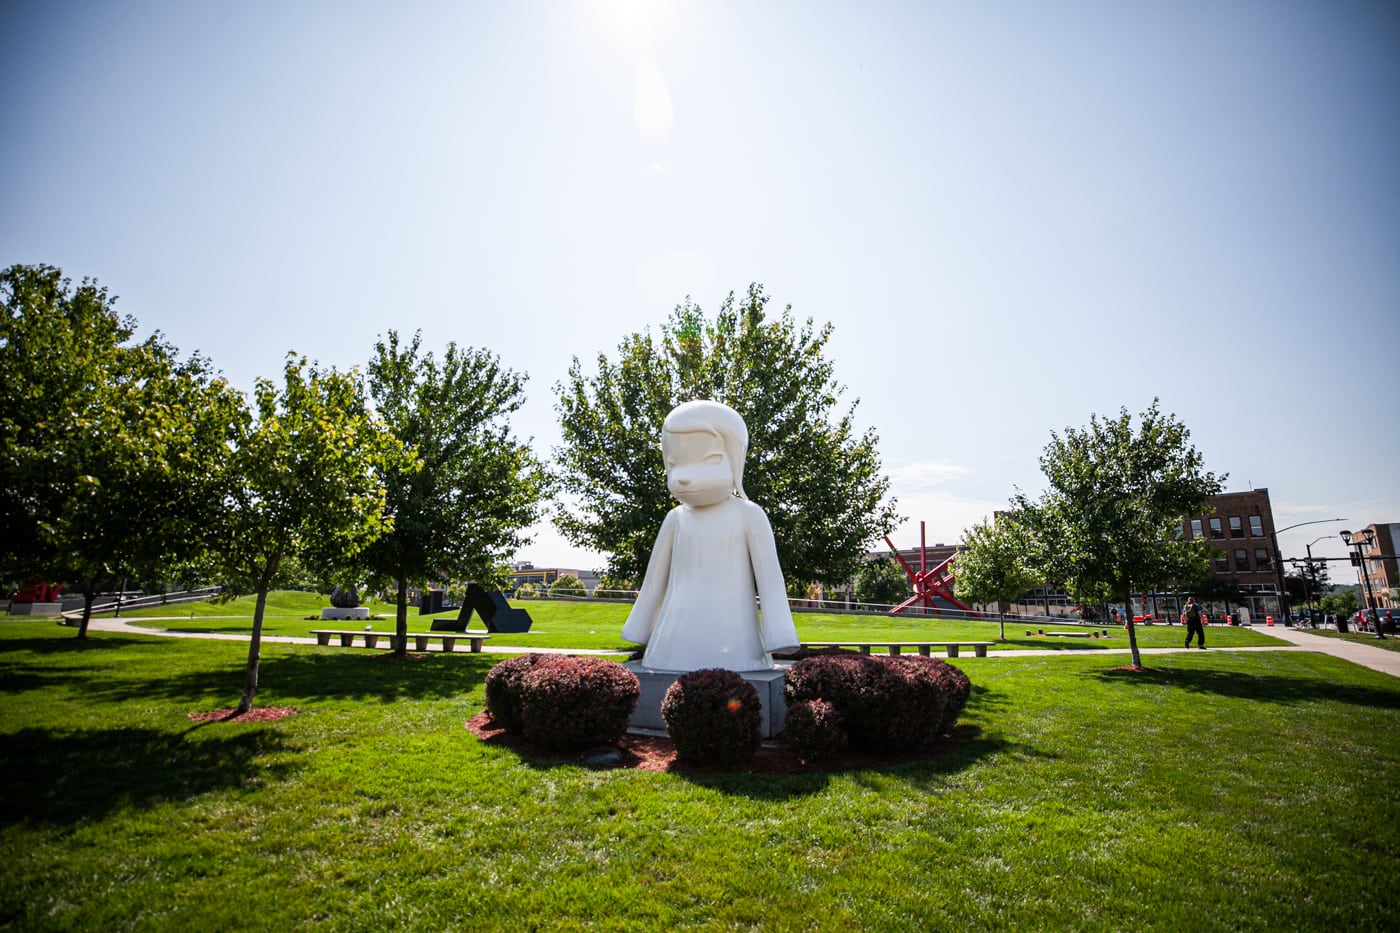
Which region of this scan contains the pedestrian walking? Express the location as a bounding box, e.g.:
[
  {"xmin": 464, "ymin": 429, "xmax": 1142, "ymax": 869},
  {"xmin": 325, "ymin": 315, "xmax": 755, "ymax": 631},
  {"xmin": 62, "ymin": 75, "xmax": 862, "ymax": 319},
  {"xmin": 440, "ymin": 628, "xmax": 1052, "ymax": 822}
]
[{"xmin": 1182, "ymin": 596, "xmax": 1207, "ymax": 649}]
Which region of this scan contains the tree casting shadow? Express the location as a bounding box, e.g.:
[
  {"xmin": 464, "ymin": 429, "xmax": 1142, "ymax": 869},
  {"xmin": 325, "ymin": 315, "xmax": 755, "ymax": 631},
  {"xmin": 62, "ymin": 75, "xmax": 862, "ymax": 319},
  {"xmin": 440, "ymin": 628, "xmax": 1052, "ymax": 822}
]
[
  {"xmin": 1093, "ymin": 665, "xmax": 1400, "ymax": 710},
  {"xmin": 70, "ymin": 650, "xmax": 496, "ymax": 708},
  {"xmin": 0, "ymin": 725, "xmax": 300, "ymax": 829}
]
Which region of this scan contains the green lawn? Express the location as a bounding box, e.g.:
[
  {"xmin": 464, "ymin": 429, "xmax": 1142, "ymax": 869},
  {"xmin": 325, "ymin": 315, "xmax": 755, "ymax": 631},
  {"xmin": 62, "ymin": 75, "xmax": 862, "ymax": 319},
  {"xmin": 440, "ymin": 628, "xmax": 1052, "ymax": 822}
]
[
  {"xmin": 117, "ymin": 593, "xmax": 1287, "ymax": 654},
  {"xmin": 2, "ymin": 619, "xmax": 1396, "ymax": 930}
]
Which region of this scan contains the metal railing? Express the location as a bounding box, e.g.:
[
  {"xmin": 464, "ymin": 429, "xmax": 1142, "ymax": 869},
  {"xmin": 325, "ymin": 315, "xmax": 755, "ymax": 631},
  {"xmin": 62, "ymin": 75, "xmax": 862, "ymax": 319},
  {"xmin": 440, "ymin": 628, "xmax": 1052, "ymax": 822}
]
[{"xmin": 61, "ymin": 587, "xmax": 222, "ymax": 620}]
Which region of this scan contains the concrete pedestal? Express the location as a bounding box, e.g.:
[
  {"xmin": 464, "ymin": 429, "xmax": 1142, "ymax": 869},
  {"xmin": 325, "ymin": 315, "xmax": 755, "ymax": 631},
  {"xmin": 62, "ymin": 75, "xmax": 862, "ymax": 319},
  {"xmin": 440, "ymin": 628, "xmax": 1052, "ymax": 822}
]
[
  {"xmin": 8, "ymin": 602, "xmax": 62, "ymax": 616},
  {"xmin": 625, "ymin": 662, "xmax": 791, "ymax": 738},
  {"xmin": 320, "ymin": 607, "xmax": 370, "ymax": 621}
]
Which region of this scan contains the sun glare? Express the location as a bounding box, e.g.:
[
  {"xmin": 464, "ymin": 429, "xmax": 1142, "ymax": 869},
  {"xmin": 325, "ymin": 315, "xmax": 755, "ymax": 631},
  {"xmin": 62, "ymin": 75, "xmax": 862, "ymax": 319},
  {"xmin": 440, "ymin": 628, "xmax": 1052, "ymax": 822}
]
[
  {"xmin": 634, "ymin": 58, "xmax": 674, "ymax": 146},
  {"xmin": 588, "ymin": 0, "xmax": 670, "ymax": 51}
]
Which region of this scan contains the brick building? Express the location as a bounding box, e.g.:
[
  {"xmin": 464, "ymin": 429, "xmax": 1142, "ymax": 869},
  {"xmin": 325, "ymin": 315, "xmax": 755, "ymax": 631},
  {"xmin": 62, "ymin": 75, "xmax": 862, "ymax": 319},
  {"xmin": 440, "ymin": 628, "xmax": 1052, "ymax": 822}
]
[
  {"xmin": 1353, "ymin": 522, "xmax": 1399, "ymax": 610},
  {"xmin": 1181, "ymin": 487, "xmax": 1283, "ymax": 621}
]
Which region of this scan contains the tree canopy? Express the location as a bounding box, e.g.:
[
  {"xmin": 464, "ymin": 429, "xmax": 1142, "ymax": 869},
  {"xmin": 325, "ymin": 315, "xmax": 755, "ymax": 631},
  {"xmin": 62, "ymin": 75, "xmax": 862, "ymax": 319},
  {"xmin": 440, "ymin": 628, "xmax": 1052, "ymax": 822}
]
[
  {"xmin": 852, "ymin": 556, "xmax": 912, "ymax": 606},
  {"xmin": 209, "ymin": 355, "xmax": 413, "ymax": 713},
  {"xmin": 1013, "ymin": 400, "xmax": 1224, "ymax": 668},
  {"xmin": 0, "ymin": 264, "xmax": 241, "ymax": 635},
  {"xmin": 954, "ymin": 515, "xmax": 1042, "ymax": 640},
  {"xmin": 360, "ymin": 330, "xmax": 549, "ymax": 653},
  {"xmin": 553, "ymin": 284, "xmax": 897, "ymax": 586}
]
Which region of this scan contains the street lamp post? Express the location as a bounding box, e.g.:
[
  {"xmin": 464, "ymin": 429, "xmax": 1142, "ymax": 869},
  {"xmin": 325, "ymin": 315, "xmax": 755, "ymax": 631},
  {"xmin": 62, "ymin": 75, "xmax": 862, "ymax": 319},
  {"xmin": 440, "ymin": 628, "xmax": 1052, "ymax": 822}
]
[
  {"xmin": 1269, "ymin": 518, "xmax": 1346, "ymax": 625},
  {"xmin": 1294, "ymin": 535, "xmax": 1335, "ymax": 626},
  {"xmin": 1341, "ymin": 529, "xmax": 1384, "ymax": 639}
]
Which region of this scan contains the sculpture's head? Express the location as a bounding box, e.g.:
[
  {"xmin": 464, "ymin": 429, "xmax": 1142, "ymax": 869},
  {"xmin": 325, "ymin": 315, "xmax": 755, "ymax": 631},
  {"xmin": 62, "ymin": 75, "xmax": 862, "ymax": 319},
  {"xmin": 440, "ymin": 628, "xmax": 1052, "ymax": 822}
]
[{"xmin": 661, "ymin": 400, "xmax": 749, "ymax": 507}]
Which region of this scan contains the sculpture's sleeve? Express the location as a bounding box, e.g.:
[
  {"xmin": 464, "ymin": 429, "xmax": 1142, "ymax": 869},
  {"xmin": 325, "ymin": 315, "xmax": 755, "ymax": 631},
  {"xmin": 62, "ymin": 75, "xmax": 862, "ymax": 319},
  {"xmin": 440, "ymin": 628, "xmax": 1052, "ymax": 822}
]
[
  {"xmin": 621, "ymin": 509, "xmax": 677, "ymax": 645},
  {"xmin": 745, "ymin": 502, "xmax": 800, "ymax": 653}
]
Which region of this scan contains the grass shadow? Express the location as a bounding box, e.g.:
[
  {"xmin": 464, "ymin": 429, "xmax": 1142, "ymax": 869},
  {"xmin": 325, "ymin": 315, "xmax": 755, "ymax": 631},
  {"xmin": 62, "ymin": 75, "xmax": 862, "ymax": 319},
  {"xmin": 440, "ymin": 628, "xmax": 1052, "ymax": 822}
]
[
  {"xmin": 0, "ymin": 725, "xmax": 300, "ymax": 829},
  {"xmin": 0, "ymin": 634, "xmax": 140, "ymax": 656},
  {"xmin": 76, "ymin": 650, "xmax": 496, "ymax": 708},
  {"xmin": 1093, "ymin": 665, "xmax": 1400, "ymax": 710},
  {"xmin": 679, "ymin": 725, "xmax": 1024, "ymax": 799}
]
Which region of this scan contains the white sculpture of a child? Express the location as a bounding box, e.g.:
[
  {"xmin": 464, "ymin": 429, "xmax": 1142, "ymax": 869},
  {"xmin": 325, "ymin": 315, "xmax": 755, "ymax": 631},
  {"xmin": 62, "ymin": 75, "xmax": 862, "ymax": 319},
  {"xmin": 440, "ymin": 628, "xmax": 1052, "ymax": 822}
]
[{"xmin": 621, "ymin": 399, "xmax": 800, "ymax": 672}]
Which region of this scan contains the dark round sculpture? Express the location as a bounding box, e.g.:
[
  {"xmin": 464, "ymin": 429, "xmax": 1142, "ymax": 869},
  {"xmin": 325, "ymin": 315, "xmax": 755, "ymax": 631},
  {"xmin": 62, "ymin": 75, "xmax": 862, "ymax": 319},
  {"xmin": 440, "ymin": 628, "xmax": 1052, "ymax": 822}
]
[{"xmin": 330, "ymin": 585, "xmax": 361, "ymax": 609}]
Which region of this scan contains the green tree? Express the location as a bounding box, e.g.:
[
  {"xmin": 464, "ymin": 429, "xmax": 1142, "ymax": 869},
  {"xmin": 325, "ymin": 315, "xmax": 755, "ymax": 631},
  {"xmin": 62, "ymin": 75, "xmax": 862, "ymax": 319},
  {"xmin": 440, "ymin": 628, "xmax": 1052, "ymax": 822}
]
[
  {"xmin": 210, "ymin": 355, "xmax": 412, "ymax": 714},
  {"xmin": 1014, "ymin": 401, "xmax": 1224, "ymax": 669},
  {"xmin": 595, "ymin": 573, "xmax": 638, "ymax": 597},
  {"xmin": 954, "ymin": 515, "xmax": 1042, "ymax": 641},
  {"xmin": 0, "ymin": 264, "xmax": 241, "ymax": 636},
  {"xmin": 360, "ymin": 330, "xmax": 549, "ymax": 655},
  {"xmin": 549, "ymin": 573, "xmax": 586, "ymax": 597},
  {"xmin": 852, "ymin": 556, "xmax": 912, "ymax": 606},
  {"xmin": 554, "ymin": 284, "xmax": 897, "ymax": 586},
  {"xmin": 1318, "ymin": 588, "xmax": 1358, "ymax": 621}
]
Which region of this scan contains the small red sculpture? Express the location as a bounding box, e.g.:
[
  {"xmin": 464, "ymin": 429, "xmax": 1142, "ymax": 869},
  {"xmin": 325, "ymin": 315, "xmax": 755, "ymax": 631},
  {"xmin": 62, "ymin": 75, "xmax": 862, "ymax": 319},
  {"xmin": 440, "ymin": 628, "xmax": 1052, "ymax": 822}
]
[
  {"xmin": 884, "ymin": 521, "xmax": 978, "ymax": 616},
  {"xmin": 13, "ymin": 580, "xmax": 62, "ymax": 603}
]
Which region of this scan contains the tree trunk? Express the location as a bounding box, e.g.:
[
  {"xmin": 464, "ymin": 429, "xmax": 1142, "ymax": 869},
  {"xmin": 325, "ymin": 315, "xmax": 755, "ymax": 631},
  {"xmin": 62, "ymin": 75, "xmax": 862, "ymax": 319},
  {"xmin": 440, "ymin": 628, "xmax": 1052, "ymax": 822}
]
[
  {"xmin": 1124, "ymin": 585, "xmax": 1143, "ymax": 669},
  {"xmin": 236, "ymin": 585, "xmax": 270, "ymax": 716},
  {"xmin": 998, "ymin": 601, "xmax": 1007, "ymax": 641},
  {"xmin": 76, "ymin": 589, "xmax": 96, "ymax": 639},
  {"xmin": 394, "ymin": 576, "xmax": 409, "ymax": 657}
]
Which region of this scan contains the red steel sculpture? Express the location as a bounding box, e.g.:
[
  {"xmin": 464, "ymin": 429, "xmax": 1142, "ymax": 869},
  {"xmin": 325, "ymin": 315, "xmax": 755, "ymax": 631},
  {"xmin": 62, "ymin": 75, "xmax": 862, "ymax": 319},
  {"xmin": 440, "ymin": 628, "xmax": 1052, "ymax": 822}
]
[{"xmin": 883, "ymin": 521, "xmax": 979, "ymax": 616}]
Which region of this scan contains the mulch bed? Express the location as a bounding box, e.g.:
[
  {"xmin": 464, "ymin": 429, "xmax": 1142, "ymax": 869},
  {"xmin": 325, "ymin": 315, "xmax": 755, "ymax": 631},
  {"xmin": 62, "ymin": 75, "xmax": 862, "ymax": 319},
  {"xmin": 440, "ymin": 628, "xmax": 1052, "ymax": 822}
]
[{"xmin": 464, "ymin": 711, "xmax": 955, "ymax": 775}]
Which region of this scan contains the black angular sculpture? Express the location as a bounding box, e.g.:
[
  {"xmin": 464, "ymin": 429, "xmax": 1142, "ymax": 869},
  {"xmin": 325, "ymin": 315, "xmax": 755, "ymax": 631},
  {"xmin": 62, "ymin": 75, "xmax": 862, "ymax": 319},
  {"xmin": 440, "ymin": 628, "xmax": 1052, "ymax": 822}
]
[{"xmin": 429, "ymin": 582, "xmax": 533, "ymax": 634}]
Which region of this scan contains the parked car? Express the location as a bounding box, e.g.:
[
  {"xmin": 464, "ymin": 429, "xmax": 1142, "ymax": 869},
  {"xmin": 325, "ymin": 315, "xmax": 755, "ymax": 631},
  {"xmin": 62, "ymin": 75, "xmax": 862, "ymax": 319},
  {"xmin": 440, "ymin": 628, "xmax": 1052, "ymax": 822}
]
[{"xmin": 1354, "ymin": 609, "xmax": 1397, "ymax": 634}]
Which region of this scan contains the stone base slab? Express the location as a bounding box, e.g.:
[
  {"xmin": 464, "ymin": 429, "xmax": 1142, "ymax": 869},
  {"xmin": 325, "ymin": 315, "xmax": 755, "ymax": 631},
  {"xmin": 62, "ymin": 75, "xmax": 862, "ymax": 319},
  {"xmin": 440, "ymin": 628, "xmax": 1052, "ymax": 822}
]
[
  {"xmin": 320, "ymin": 607, "xmax": 370, "ymax": 621},
  {"xmin": 625, "ymin": 662, "xmax": 791, "ymax": 738},
  {"xmin": 8, "ymin": 602, "xmax": 62, "ymax": 616}
]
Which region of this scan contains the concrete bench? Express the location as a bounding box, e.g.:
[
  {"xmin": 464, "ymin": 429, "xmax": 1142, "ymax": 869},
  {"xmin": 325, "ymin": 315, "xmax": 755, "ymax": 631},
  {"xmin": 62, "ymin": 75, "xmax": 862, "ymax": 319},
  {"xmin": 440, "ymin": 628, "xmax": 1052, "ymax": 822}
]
[
  {"xmin": 310, "ymin": 629, "xmax": 490, "ymax": 653},
  {"xmin": 799, "ymin": 641, "xmax": 994, "ymax": 659}
]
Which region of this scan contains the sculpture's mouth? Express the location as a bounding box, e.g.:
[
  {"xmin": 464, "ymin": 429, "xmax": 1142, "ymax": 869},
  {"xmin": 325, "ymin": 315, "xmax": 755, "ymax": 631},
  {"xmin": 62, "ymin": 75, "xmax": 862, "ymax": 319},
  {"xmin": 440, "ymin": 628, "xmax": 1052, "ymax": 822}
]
[{"xmin": 671, "ymin": 486, "xmax": 731, "ymax": 507}]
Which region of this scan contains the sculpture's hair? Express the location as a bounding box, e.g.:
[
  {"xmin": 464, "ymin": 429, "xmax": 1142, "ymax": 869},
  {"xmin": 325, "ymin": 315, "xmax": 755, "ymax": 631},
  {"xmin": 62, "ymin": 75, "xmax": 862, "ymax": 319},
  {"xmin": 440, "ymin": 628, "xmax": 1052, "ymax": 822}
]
[{"xmin": 662, "ymin": 399, "xmax": 749, "ymax": 499}]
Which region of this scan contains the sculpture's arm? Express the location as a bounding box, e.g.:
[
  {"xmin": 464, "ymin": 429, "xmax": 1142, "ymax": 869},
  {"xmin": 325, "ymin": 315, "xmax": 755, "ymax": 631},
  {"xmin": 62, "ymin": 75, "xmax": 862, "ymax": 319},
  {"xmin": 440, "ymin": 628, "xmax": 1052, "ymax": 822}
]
[
  {"xmin": 745, "ymin": 503, "xmax": 800, "ymax": 653},
  {"xmin": 620, "ymin": 509, "xmax": 677, "ymax": 645}
]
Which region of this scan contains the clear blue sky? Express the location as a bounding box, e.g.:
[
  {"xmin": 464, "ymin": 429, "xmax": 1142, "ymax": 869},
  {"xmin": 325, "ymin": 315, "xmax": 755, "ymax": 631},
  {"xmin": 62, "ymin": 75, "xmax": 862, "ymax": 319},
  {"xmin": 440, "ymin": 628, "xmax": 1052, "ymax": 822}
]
[{"xmin": 4, "ymin": 1, "xmax": 1397, "ymax": 573}]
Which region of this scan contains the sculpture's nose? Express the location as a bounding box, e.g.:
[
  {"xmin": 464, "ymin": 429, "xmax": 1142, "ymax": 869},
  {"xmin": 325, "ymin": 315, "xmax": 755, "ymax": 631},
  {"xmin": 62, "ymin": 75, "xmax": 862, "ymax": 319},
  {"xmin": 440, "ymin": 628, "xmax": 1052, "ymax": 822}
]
[{"xmin": 677, "ymin": 477, "xmax": 691, "ymax": 486}]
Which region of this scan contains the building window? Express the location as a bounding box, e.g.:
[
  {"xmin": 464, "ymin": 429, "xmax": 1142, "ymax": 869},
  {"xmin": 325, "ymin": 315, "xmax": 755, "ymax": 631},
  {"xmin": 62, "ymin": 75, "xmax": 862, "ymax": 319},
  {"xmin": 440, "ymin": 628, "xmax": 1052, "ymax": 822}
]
[
  {"xmin": 1235, "ymin": 549, "xmax": 1250, "ymax": 570},
  {"xmin": 1190, "ymin": 519, "xmax": 1204, "ymax": 539},
  {"xmin": 1229, "ymin": 516, "xmax": 1244, "ymax": 538},
  {"xmin": 1214, "ymin": 550, "xmax": 1229, "ymax": 572},
  {"xmin": 1209, "ymin": 518, "xmax": 1223, "ymax": 539},
  {"xmin": 1249, "ymin": 515, "xmax": 1264, "ymax": 537},
  {"xmin": 1255, "ymin": 548, "xmax": 1272, "ymax": 571}
]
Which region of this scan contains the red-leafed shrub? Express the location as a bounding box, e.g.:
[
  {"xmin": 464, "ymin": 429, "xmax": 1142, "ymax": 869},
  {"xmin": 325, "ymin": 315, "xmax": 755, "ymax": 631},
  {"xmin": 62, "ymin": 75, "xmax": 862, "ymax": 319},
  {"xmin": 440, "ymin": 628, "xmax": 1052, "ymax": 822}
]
[
  {"xmin": 484, "ymin": 653, "xmax": 551, "ymax": 732},
  {"xmin": 875, "ymin": 656, "xmax": 950, "ymax": 751},
  {"xmin": 784, "ymin": 652, "xmax": 964, "ymax": 754},
  {"xmin": 661, "ymin": 668, "xmax": 762, "ymax": 765},
  {"xmin": 514, "ymin": 656, "xmax": 641, "ymax": 751},
  {"xmin": 783, "ymin": 698, "xmax": 848, "ymax": 760}
]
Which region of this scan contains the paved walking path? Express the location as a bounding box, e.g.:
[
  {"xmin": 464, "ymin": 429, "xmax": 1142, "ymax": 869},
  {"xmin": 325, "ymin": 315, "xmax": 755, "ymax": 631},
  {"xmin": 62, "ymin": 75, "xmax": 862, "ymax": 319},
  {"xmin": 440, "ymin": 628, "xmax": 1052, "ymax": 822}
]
[
  {"xmin": 80, "ymin": 617, "xmax": 1400, "ymax": 677},
  {"xmin": 81, "ymin": 617, "xmax": 618, "ymax": 655}
]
